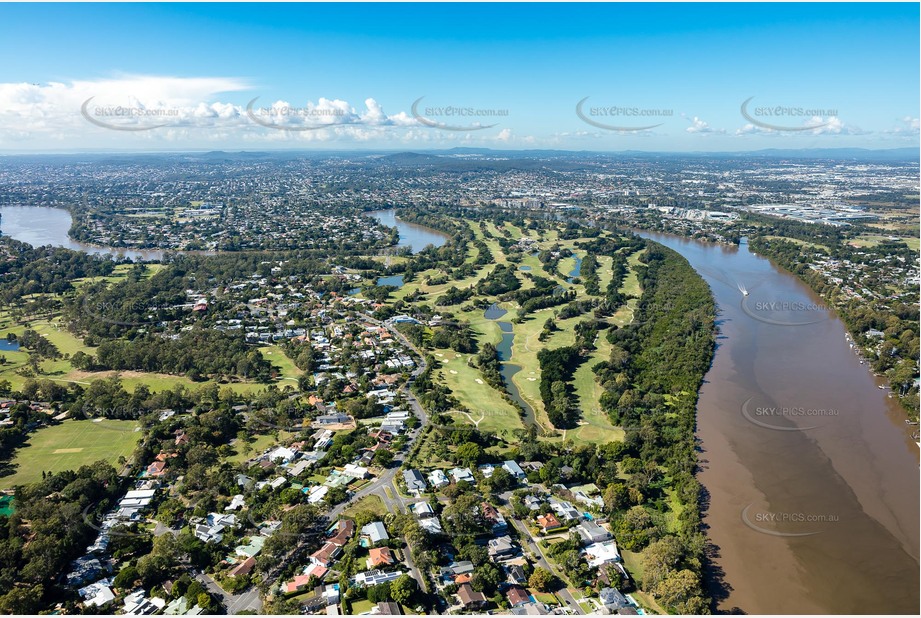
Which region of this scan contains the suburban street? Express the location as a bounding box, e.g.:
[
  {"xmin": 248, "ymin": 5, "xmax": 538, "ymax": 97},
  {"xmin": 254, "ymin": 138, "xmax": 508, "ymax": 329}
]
[
  {"xmin": 194, "ymin": 571, "xmax": 262, "ymax": 614},
  {"xmin": 510, "ymin": 515, "xmax": 584, "ymax": 614}
]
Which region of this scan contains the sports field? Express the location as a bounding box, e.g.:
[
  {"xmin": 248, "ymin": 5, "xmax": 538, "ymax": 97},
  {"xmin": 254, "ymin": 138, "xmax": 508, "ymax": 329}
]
[{"xmin": 0, "ymin": 419, "xmax": 141, "ymax": 489}]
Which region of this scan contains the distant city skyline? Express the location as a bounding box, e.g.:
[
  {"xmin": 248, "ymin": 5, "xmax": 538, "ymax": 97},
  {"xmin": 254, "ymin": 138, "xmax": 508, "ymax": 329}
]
[{"xmin": 0, "ymin": 2, "xmax": 918, "ymax": 152}]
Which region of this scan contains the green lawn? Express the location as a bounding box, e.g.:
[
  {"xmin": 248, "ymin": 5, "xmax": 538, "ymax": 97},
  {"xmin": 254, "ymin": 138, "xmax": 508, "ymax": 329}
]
[
  {"xmin": 258, "ymin": 345, "xmax": 303, "ymax": 382},
  {"xmin": 437, "ymin": 349, "xmax": 524, "ymax": 437},
  {"xmin": 0, "ymin": 419, "xmax": 141, "ymax": 489},
  {"xmin": 342, "ymin": 495, "xmax": 388, "ymax": 520},
  {"xmin": 72, "ymin": 263, "xmax": 167, "ymax": 289},
  {"xmin": 848, "ymin": 234, "xmax": 920, "ymax": 251},
  {"xmin": 569, "ymin": 334, "xmax": 623, "ymax": 445},
  {"xmin": 347, "ymin": 599, "xmax": 375, "ymax": 615},
  {"xmin": 227, "ymin": 432, "xmax": 293, "ymax": 463},
  {"xmin": 531, "ymin": 591, "xmax": 559, "ymax": 606}
]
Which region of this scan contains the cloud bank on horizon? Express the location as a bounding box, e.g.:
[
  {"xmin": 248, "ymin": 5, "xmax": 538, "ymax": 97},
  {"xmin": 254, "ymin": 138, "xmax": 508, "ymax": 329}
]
[{"xmin": 2, "ymin": 75, "xmax": 916, "ymax": 152}]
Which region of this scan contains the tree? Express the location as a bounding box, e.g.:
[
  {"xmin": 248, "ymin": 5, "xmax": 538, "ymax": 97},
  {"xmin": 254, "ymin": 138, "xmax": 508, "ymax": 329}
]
[
  {"xmin": 455, "ymin": 441, "xmax": 483, "ymax": 465},
  {"xmin": 443, "ymin": 494, "xmax": 486, "ymax": 536},
  {"xmin": 654, "ymin": 569, "xmax": 701, "ymax": 610},
  {"xmin": 528, "ymin": 567, "xmax": 556, "ymax": 592},
  {"xmin": 390, "ymin": 574, "xmax": 418, "ymax": 604},
  {"xmin": 373, "ymin": 448, "xmax": 394, "ymax": 467},
  {"xmin": 197, "ymin": 592, "xmax": 216, "ymax": 613},
  {"xmin": 603, "ymin": 482, "xmax": 629, "ymax": 513},
  {"xmin": 114, "ymin": 565, "xmax": 140, "ymax": 589},
  {"xmin": 615, "ymin": 505, "xmax": 658, "ymax": 550},
  {"xmin": 472, "ymin": 563, "xmax": 502, "ymax": 594},
  {"xmin": 641, "ymin": 536, "xmax": 683, "ymax": 590},
  {"xmin": 0, "ymin": 584, "xmax": 44, "ymax": 614}
]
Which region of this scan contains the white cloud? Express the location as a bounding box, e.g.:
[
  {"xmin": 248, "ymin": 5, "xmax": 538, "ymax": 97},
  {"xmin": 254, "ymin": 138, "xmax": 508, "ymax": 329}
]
[
  {"xmin": 0, "ymin": 76, "xmax": 499, "ymax": 148},
  {"xmin": 683, "ymin": 114, "xmax": 725, "ymax": 134},
  {"xmin": 882, "ymin": 116, "xmax": 920, "ymax": 138},
  {"xmin": 735, "ymin": 116, "xmax": 865, "ymax": 136}
]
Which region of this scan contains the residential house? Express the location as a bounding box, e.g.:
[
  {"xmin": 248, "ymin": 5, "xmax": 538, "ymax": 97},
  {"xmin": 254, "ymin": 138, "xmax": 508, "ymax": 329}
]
[
  {"xmin": 316, "ymin": 412, "xmax": 351, "ymax": 425},
  {"xmin": 506, "ymin": 564, "xmax": 528, "ymax": 586},
  {"xmin": 367, "ymin": 547, "xmax": 397, "ymax": 569},
  {"xmin": 310, "ymin": 542, "xmax": 342, "ymax": 567},
  {"xmin": 418, "ymin": 516, "xmax": 443, "ymax": 535},
  {"xmin": 329, "ymin": 519, "xmax": 355, "ymax": 547},
  {"xmin": 487, "ymin": 535, "xmax": 518, "ymax": 561},
  {"xmin": 478, "ymin": 463, "xmax": 496, "ymax": 478},
  {"xmin": 146, "ymin": 460, "xmax": 167, "ymax": 478},
  {"xmin": 523, "ymin": 495, "xmax": 543, "ymax": 511},
  {"xmin": 449, "ymin": 467, "xmax": 475, "ymax": 484},
  {"xmin": 354, "ymin": 570, "xmax": 403, "ymax": 587},
  {"xmin": 583, "ymin": 540, "xmax": 621, "ymax": 568},
  {"xmin": 536, "ymin": 513, "xmax": 563, "ymax": 533},
  {"xmin": 403, "ymin": 469, "xmax": 427, "ymax": 494},
  {"xmin": 576, "ymin": 521, "xmax": 612, "ymax": 545},
  {"xmin": 440, "ymin": 561, "xmax": 474, "ymax": 583},
  {"xmin": 481, "ymin": 502, "xmax": 508, "ymax": 534},
  {"xmin": 600, "ymin": 588, "xmax": 630, "ymax": 611},
  {"xmin": 412, "ymin": 502, "xmax": 435, "ymax": 520},
  {"xmin": 502, "ymin": 460, "xmax": 527, "ymax": 481},
  {"xmin": 228, "ymin": 557, "xmax": 256, "ymax": 578},
  {"xmin": 428, "ymin": 469, "xmax": 449, "ymax": 489},
  {"xmin": 343, "ymin": 463, "xmax": 370, "ymax": 479},
  {"xmin": 268, "ymin": 446, "xmax": 297, "ymax": 463},
  {"xmin": 549, "ymin": 498, "xmax": 581, "ymax": 521},
  {"xmin": 361, "ymin": 521, "xmax": 389, "ymax": 545},
  {"xmin": 506, "ymin": 585, "xmax": 531, "ymax": 608},
  {"xmin": 376, "ymin": 601, "xmax": 402, "ymax": 615},
  {"xmin": 457, "ymin": 583, "xmax": 487, "ymax": 610}
]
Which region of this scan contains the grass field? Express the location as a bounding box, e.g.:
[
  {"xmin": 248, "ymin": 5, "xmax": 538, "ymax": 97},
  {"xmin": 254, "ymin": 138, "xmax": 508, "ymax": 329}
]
[
  {"xmin": 0, "ymin": 419, "xmax": 141, "ymax": 489},
  {"xmin": 347, "ymin": 599, "xmax": 374, "ymax": 615},
  {"xmin": 258, "ymin": 345, "xmax": 303, "ymax": 382},
  {"xmin": 436, "ymin": 349, "xmax": 524, "ymax": 437},
  {"xmin": 848, "ymin": 234, "xmax": 920, "ymax": 251},
  {"xmin": 227, "ymin": 432, "xmax": 293, "ymax": 463},
  {"xmin": 0, "ymin": 311, "xmax": 284, "ymax": 396},
  {"xmin": 569, "ymin": 333, "xmax": 624, "ymax": 445},
  {"xmin": 342, "ymin": 495, "xmax": 388, "ymax": 520},
  {"xmin": 72, "ymin": 263, "xmax": 167, "ymax": 289}
]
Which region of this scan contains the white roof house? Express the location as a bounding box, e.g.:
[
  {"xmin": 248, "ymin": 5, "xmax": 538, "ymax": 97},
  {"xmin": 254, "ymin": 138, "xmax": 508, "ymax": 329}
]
[
  {"xmin": 583, "ymin": 540, "xmax": 621, "ymax": 568},
  {"xmin": 428, "ymin": 469, "xmax": 449, "ymax": 488},
  {"xmin": 361, "ymin": 521, "xmax": 389, "ymax": 544}
]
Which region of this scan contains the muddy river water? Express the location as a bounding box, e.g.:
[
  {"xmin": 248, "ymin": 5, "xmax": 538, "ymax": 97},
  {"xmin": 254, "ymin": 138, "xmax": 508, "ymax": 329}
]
[{"xmin": 640, "ymin": 232, "xmax": 919, "ymax": 614}]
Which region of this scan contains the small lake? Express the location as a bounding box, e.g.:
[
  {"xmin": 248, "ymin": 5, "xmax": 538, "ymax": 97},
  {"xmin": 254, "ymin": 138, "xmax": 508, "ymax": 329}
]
[
  {"xmin": 566, "ymin": 254, "xmax": 583, "ymax": 283},
  {"xmin": 0, "ymin": 340, "xmax": 20, "ymax": 352},
  {"xmin": 519, "ymin": 265, "xmax": 532, "ymax": 271},
  {"xmin": 483, "ymin": 303, "xmax": 507, "ymax": 320},
  {"xmin": 488, "ymin": 318, "xmax": 536, "ymax": 427},
  {"xmin": 376, "ymin": 274, "xmax": 405, "ymax": 288},
  {"xmin": 0, "ymin": 205, "xmax": 167, "ymax": 261},
  {"xmin": 368, "ymin": 209, "xmax": 449, "ymax": 254}
]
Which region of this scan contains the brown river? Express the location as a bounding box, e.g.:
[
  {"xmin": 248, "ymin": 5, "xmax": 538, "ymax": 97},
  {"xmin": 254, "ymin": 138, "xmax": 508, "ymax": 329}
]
[{"xmin": 641, "ymin": 233, "xmax": 919, "ymax": 614}]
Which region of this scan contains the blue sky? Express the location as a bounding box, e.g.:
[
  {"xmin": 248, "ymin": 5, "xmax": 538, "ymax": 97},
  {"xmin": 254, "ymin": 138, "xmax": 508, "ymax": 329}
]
[{"xmin": 0, "ymin": 2, "xmax": 917, "ymax": 152}]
